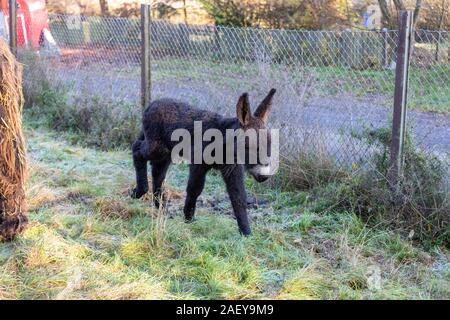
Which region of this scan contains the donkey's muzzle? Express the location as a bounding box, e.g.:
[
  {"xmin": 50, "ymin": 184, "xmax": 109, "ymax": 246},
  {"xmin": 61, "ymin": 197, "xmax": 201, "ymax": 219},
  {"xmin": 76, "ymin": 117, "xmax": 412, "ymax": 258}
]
[
  {"xmin": 253, "ymin": 174, "xmax": 270, "ymax": 183},
  {"xmin": 249, "ymin": 165, "xmax": 271, "ymax": 183}
]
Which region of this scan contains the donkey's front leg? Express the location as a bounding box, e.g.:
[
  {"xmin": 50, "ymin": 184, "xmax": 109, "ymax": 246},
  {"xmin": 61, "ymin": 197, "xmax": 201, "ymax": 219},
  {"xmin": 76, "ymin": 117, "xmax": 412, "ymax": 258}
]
[
  {"xmin": 151, "ymin": 158, "xmax": 171, "ymax": 208},
  {"xmin": 184, "ymin": 165, "xmax": 208, "ymax": 222},
  {"xmin": 221, "ymin": 165, "xmax": 251, "ymax": 236}
]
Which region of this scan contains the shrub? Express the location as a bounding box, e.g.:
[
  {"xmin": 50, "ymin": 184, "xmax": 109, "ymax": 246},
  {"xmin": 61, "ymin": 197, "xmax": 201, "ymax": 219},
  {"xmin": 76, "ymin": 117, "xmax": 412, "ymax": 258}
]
[
  {"xmin": 316, "ymin": 127, "xmax": 448, "ymax": 246},
  {"xmin": 21, "ymin": 52, "xmax": 141, "ymax": 150},
  {"xmin": 276, "ymin": 125, "xmax": 449, "ymax": 246}
]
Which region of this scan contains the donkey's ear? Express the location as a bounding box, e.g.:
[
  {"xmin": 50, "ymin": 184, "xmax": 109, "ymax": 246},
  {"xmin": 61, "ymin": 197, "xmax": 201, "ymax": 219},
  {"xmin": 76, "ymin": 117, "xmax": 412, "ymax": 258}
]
[
  {"xmin": 254, "ymin": 88, "xmax": 276, "ymax": 124},
  {"xmin": 236, "ymin": 93, "xmax": 252, "ymax": 126}
]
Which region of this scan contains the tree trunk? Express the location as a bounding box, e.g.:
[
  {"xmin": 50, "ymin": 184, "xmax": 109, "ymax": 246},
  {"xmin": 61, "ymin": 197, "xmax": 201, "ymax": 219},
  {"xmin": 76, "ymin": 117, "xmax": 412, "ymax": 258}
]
[
  {"xmin": 99, "ymin": 0, "xmax": 110, "ymax": 16},
  {"xmin": 378, "ymin": 0, "xmax": 423, "ymax": 29},
  {"xmin": 378, "ymin": 0, "xmax": 394, "ymax": 28},
  {"xmin": 183, "ymin": 0, "xmax": 188, "ymax": 24},
  {"xmin": 413, "ymin": 0, "xmax": 422, "ymax": 27}
]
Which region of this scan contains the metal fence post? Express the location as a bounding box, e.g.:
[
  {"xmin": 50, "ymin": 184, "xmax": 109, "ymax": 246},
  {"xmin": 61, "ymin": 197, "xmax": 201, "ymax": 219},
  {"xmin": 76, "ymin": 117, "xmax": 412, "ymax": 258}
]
[
  {"xmin": 381, "ymin": 27, "xmax": 388, "ymax": 67},
  {"xmin": 141, "ymin": 4, "xmax": 151, "ymax": 110},
  {"xmin": 342, "ymin": 29, "xmax": 352, "ymax": 68},
  {"xmin": 435, "ymin": 30, "xmax": 442, "ymax": 62},
  {"xmin": 8, "ymin": 0, "xmax": 17, "ymax": 56},
  {"xmin": 388, "ymin": 11, "xmax": 413, "ymax": 186}
]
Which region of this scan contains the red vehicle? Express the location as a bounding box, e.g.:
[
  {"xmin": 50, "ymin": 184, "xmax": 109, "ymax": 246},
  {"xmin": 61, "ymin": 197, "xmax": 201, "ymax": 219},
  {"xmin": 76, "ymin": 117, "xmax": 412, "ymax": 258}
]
[{"xmin": 0, "ymin": 0, "xmax": 55, "ymax": 50}]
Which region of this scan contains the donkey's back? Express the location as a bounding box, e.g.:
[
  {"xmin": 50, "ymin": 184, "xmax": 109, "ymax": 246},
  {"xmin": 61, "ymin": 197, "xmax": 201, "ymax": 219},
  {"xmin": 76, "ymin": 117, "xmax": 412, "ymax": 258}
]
[{"xmin": 143, "ymin": 99, "xmax": 223, "ymax": 136}]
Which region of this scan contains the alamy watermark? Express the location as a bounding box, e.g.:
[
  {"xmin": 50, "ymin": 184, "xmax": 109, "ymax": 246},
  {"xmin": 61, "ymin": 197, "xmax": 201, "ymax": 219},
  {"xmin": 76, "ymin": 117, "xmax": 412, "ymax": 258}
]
[{"xmin": 170, "ymin": 121, "xmax": 279, "ymax": 176}]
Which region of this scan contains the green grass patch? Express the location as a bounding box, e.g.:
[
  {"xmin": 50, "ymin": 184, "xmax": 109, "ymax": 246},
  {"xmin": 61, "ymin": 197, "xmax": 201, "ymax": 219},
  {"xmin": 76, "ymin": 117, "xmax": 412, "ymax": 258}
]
[{"xmin": 0, "ymin": 127, "xmax": 447, "ymax": 299}]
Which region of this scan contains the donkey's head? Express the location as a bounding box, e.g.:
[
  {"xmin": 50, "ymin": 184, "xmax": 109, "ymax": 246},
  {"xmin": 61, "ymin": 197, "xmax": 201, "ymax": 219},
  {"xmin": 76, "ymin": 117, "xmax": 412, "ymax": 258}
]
[{"xmin": 235, "ymin": 89, "xmax": 277, "ymax": 183}]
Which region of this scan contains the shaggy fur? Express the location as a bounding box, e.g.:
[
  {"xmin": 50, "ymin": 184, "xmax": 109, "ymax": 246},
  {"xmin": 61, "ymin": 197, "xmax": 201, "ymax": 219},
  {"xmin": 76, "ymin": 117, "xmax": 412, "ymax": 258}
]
[
  {"xmin": 0, "ymin": 40, "xmax": 27, "ymax": 241},
  {"xmin": 132, "ymin": 89, "xmax": 276, "ymax": 235}
]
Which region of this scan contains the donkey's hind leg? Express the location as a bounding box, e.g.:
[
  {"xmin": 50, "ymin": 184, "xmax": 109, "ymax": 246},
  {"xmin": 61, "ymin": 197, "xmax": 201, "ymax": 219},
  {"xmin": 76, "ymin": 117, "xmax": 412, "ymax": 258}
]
[{"xmin": 131, "ymin": 133, "xmax": 150, "ymax": 199}]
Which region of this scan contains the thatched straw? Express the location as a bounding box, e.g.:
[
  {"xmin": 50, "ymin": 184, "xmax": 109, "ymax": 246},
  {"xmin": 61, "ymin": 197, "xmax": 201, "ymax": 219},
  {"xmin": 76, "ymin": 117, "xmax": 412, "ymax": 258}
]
[{"xmin": 0, "ymin": 39, "xmax": 27, "ymax": 241}]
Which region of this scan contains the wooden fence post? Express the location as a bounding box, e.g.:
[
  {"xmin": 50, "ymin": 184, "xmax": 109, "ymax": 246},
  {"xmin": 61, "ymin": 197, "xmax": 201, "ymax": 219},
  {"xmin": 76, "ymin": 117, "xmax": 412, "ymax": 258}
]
[
  {"xmin": 388, "ymin": 11, "xmax": 413, "ymax": 186},
  {"xmin": 8, "ymin": 0, "xmax": 17, "ymax": 56},
  {"xmin": 141, "ymin": 4, "xmax": 151, "ymax": 110}
]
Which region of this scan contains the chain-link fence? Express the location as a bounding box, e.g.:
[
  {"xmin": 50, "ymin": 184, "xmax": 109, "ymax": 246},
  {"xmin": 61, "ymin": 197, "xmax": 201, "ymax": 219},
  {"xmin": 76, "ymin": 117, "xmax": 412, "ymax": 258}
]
[
  {"xmin": 45, "ymin": 14, "xmax": 141, "ymax": 103},
  {"xmin": 11, "ymin": 13, "xmax": 450, "ymax": 173}
]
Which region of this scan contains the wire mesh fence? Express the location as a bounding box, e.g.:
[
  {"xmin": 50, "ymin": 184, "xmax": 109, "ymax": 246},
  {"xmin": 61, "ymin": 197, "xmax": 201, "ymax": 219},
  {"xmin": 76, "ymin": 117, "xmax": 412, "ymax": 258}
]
[{"xmin": 11, "ymin": 13, "xmax": 450, "ymax": 173}]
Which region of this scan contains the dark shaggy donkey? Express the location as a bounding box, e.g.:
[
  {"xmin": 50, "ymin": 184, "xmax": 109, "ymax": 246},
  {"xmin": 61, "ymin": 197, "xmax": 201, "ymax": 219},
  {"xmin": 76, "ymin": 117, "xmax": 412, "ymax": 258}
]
[{"xmin": 131, "ymin": 89, "xmax": 277, "ymax": 235}]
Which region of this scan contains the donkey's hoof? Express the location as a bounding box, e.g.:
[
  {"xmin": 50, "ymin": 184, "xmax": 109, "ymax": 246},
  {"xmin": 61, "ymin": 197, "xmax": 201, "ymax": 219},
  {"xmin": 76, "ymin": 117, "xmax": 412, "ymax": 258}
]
[
  {"xmin": 130, "ymin": 188, "xmax": 147, "ymax": 199},
  {"xmin": 247, "ymin": 197, "xmax": 269, "ymax": 209},
  {"xmin": 239, "ymin": 227, "xmax": 252, "ymax": 237},
  {"xmin": 184, "ymin": 217, "xmax": 196, "ymax": 224}
]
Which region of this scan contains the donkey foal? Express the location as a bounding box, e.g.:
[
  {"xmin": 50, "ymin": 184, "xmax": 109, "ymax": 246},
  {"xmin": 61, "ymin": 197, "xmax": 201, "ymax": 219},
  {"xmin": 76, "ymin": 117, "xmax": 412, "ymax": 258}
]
[{"xmin": 131, "ymin": 89, "xmax": 277, "ymax": 235}]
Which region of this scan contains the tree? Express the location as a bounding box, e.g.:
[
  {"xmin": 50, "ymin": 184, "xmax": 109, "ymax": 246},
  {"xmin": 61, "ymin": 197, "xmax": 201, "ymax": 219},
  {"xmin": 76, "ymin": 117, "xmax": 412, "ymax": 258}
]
[
  {"xmin": 378, "ymin": 0, "xmax": 423, "ymax": 28},
  {"xmin": 418, "ymin": 0, "xmax": 449, "ymax": 29},
  {"xmin": 198, "ymin": 0, "xmax": 249, "ymax": 27},
  {"xmin": 151, "ymin": 0, "xmax": 178, "ymax": 20},
  {"xmin": 199, "ymin": 0, "xmax": 348, "ymax": 29},
  {"xmin": 99, "ymin": 0, "xmax": 110, "ymax": 16},
  {"xmin": 183, "ymin": 0, "xmax": 188, "ymax": 24}
]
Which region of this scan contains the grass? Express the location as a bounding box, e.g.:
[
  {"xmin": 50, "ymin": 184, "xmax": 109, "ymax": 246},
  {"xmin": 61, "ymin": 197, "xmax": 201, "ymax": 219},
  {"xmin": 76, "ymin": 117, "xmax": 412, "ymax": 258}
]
[
  {"xmin": 148, "ymin": 58, "xmax": 449, "ymax": 113},
  {"xmin": 0, "ymin": 125, "xmax": 448, "ymax": 299},
  {"xmin": 11, "ymin": 49, "xmax": 450, "ymax": 299},
  {"xmin": 117, "ymin": 57, "xmax": 450, "ymax": 113}
]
